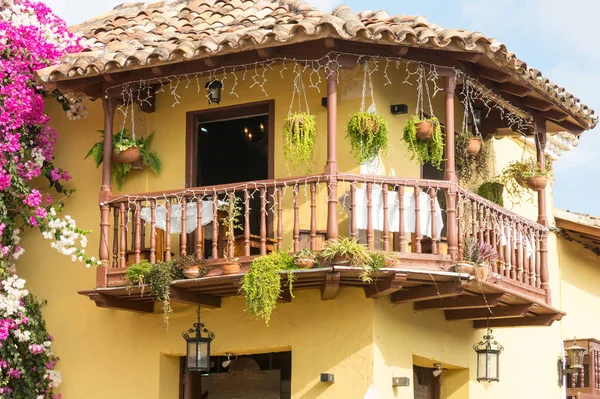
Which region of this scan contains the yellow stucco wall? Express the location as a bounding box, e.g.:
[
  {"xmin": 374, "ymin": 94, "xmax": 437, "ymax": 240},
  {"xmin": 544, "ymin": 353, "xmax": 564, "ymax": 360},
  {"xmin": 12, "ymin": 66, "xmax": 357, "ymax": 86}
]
[{"xmin": 14, "ymin": 61, "xmax": 578, "ymax": 398}]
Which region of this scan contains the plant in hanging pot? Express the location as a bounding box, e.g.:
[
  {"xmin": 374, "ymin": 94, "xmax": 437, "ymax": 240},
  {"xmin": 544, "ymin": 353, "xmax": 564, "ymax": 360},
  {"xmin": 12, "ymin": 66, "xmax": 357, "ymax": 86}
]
[
  {"xmin": 466, "ymin": 136, "xmax": 482, "ymax": 156},
  {"xmin": 283, "ymin": 112, "xmax": 316, "ymax": 173},
  {"xmin": 346, "ymin": 111, "xmax": 389, "ymax": 164},
  {"xmin": 240, "ymin": 250, "xmax": 296, "ymax": 325},
  {"xmin": 403, "ymin": 114, "xmax": 444, "ymax": 169},
  {"xmin": 293, "ymin": 248, "xmax": 317, "ymax": 269},
  {"xmin": 219, "ymin": 193, "xmax": 243, "ymax": 275},
  {"xmin": 176, "ymin": 254, "xmax": 211, "ymax": 279},
  {"xmin": 500, "ymin": 158, "xmax": 552, "ymax": 197},
  {"xmin": 85, "ymin": 129, "xmax": 162, "ymax": 189},
  {"xmin": 477, "ymin": 181, "xmax": 505, "ymax": 207},
  {"xmin": 320, "ymin": 237, "xmax": 373, "ymax": 282},
  {"xmin": 455, "ymin": 129, "xmax": 489, "ymax": 183}
]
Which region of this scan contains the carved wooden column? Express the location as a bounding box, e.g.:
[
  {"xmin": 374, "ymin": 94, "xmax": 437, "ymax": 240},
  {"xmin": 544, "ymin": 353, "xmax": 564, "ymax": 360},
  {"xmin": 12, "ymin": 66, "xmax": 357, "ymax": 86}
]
[
  {"xmin": 533, "ymin": 116, "xmax": 550, "ymax": 300},
  {"xmin": 325, "ymin": 64, "xmax": 339, "ymax": 240},
  {"xmin": 443, "ymin": 74, "xmax": 459, "ymax": 260},
  {"xmin": 98, "ymin": 95, "xmax": 118, "ymax": 288}
]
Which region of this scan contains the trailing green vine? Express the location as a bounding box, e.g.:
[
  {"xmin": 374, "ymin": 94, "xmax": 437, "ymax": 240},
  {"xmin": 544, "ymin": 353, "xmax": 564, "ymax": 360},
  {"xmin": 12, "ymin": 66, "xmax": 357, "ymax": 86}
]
[
  {"xmin": 320, "ymin": 237, "xmax": 373, "ymax": 282},
  {"xmin": 477, "ymin": 181, "xmax": 504, "ymax": 207},
  {"xmin": 455, "ymin": 130, "xmax": 489, "ymax": 182},
  {"xmin": 240, "ymin": 250, "xmax": 296, "ymax": 325},
  {"xmin": 346, "ymin": 111, "xmax": 389, "ymax": 164},
  {"xmin": 283, "ymin": 112, "xmax": 316, "ymax": 173},
  {"xmin": 403, "ymin": 114, "xmax": 444, "ymax": 169}
]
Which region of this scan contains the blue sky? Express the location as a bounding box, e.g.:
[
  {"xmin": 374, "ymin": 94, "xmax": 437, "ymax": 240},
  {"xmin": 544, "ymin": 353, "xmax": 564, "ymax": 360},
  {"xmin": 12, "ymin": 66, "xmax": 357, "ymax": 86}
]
[{"xmin": 42, "ymin": 0, "xmax": 600, "ymax": 215}]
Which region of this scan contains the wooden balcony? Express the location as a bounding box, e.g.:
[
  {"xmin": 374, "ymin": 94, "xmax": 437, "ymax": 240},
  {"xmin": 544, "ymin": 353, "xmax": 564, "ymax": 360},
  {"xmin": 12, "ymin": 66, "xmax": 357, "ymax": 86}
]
[{"xmin": 81, "ymin": 173, "xmax": 564, "ymax": 328}]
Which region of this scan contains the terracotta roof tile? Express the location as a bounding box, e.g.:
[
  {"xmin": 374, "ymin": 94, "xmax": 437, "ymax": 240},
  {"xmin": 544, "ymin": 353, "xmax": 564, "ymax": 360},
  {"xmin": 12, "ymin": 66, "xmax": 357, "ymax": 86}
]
[{"xmin": 37, "ymin": 0, "xmax": 596, "ymax": 129}]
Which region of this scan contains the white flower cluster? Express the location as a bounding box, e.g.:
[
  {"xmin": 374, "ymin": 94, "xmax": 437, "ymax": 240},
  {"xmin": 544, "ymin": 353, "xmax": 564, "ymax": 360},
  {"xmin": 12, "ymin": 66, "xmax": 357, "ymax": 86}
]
[
  {"xmin": 45, "ymin": 369, "xmax": 62, "ymax": 388},
  {"xmin": 0, "ymin": 275, "xmax": 27, "ymax": 316},
  {"xmin": 31, "ymin": 147, "xmax": 45, "ymax": 168},
  {"xmin": 14, "ymin": 329, "xmax": 31, "ymax": 342}
]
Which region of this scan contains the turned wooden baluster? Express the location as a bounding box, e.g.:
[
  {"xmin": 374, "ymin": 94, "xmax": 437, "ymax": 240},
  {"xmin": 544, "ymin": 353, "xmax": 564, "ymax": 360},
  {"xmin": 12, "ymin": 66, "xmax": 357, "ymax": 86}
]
[
  {"xmin": 528, "ymin": 228, "xmax": 535, "ymax": 287},
  {"xmin": 595, "ymin": 350, "xmax": 599, "ymax": 389},
  {"xmin": 382, "ymin": 183, "xmax": 389, "ymax": 252},
  {"xmin": 535, "ymin": 230, "xmax": 541, "ymax": 288},
  {"xmin": 140, "ymin": 219, "xmax": 146, "ymax": 250},
  {"xmin": 196, "ymin": 200, "xmax": 203, "ymax": 258},
  {"xmin": 244, "ymin": 191, "xmax": 251, "ymax": 257},
  {"xmin": 510, "ymin": 220, "xmax": 517, "ymax": 280},
  {"xmin": 212, "ymin": 195, "xmax": 219, "ymax": 259},
  {"xmin": 457, "ymin": 196, "xmax": 463, "ymax": 259},
  {"xmin": 134, "ymin": 201, "xmax": 142, "ymax": 264},
  {"xmin": 485, "ymin": 208, "xmax": 491, "ymax": 244},
  {"xmin": 491, "ymin": 218, "xmax": 498, "ymax": 274},
  {"xmin": 429, "ymin": 188, "xmax": 438, "ymax": 255},
  {"xmin": 366, "ymin": 182, "xmax": 374, "ymax": 251},
  {"xmin": 581, "ymin": 359, "xmax": 586, "ymax": 389},
  {"xmin": 165, "ymin": 200, "xmax": 172, "ymax": 261},
  {"xmin": 471, "ymin": 200, "xmax": 478, "ymax": 242},
  {"xmin": 310, "ymin": 183, "xmax": 317, "ymax": 251},
  {"xmin": 112, "ymin": 207, "xmax": 118, "ymax": 267},
  {"xmin": 277, "ymin": 187, "xmax": 283, "ymax": 250},
  {"xmin": 130, "ymin": 207, "xmax": 136, "ymax": 252},
  {"xmin": 350, "ymin": 183, "xmax": 357, "ymax": 241},
  {"xmin": 260, "ymin": 188, "xmax": 267, "ymax": 255},
  {"xmin": 516, "ymin": 221, "xmax": 523, "ymax": 282},
  {"xmin": 503, "ymin": 217, "xmax": 511, "ymax": 279},
  {"xmin": 398, "ymin": 186, "xmax": 406, "ymax": 253},
  {"xmin": 293, "ymin": 185, "xmax": 300, "ymax": 252},
  {"xmin": 180, "ymin": 196, "xmax": 187, "ymax": 257},
  {"xmin": 119, "ymin": 203, "xmax": 127, "ymax": 268},
  {"xmin": 414, "ymin": 186, "xmax": 422, "ymax": 254},
  {"xmin": 478, "ymin": 204, "xmax": 485, "ymax": 244},
  {"xmin": 497, "ymin": 218, "xmax": 505, "ymax": 275},
  {"xmin": 150, "ymin": 199, "xmax": 157, "ymax": 264}
]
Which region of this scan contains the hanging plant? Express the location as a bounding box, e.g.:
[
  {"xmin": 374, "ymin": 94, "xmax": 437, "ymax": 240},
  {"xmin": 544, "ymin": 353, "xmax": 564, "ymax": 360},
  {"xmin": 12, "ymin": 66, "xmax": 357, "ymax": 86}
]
[
  {"xmin": 500, "ymin": 158, "xmax": 552, "ymax": 202},
  {"xmin": 403, "ymin": 114, "xmax": 444, "ymax": 169},
  {"xmin": 346, "ymin": 111, "xmax": 389, "ymax": 164},
  {"xmin": 240, "ymin": 250, "xmax": 296, "ymax": 325},
  {"xmin": 455, "ymin": 129, "xmax": 489, "ymax": 182},
  {"xmin": 85, "ymin": 129, "xmax": 162, "ymax": 189},
  {"xmin": 477, "ymin": 181, "xmax": 505, "ymax": 207},
  {"xmin": 283, "ymin": 112, "xmax": 316, "ymax": 173}
]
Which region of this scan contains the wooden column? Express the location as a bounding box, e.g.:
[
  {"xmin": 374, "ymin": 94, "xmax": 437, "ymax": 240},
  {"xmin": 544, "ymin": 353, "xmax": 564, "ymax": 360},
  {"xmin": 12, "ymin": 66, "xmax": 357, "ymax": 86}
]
[
  {"xmin": 98, "ymin": 96, "xmax": 118, "ymax": 288},
  {"xmin": 325, "ymin": 64, "xmax": 339, "ymax": 240},
  {"xmin": 443, "ymin": 74, "xmax": 459, "ymax": 259},
  {"xmin": 533, "ymin": 116, "xmax": 550, "ymax": 300}
]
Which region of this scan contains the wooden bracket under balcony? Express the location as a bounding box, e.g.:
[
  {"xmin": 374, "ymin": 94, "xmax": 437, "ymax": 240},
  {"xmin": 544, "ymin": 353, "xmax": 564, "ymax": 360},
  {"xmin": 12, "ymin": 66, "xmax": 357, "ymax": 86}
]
[
  {"xmin": 321, "ymin": 272, "xmax": 340, "ymax": 301},
  {"xmin": 364, "ymin": 273, "xmax": 407, "ymax": 298},
  {"xmin": 87, "ymin": 292, "xmax": 154, "ymax": 313}
]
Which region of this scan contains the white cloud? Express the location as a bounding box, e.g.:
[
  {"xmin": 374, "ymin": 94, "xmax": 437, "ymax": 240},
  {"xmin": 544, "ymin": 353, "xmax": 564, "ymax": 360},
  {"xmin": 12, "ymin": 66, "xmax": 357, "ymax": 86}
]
[{"xmin": 40, "ymin": 0, "xmax": 132, "ymax": 25}]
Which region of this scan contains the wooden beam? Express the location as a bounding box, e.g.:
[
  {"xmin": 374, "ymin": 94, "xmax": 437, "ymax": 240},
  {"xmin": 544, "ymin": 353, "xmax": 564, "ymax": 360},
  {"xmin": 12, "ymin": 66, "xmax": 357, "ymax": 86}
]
[
  {"xmin": 203, "ymin": 57, "xmax": 216, "ymax": 68},
  {"xmin": 364, "ymin": 273, "xmax": 407, "ymax": 298},
  {"xmin": 325, "ymin": 38, "xmax": 335, "ymax": 48},
  {"xmin": 321, "ymin": 272, "xmax": 340, "ymax": 301},
  {"xmin": 391, "ymin": 282, "xmax": 465, "ymax": 304},
  {"xmin": 473, "ymin": 314, "xmax": 560, "ymax": 328},
  {"xmin": 522, "ymin": 97, "xmax": 553, "ymax": 112},
  {"xmin": 542, "ymin": 109, "xmax": 569, "ymax": 122},
  {"xmin": 257, "ymin": 48, "xmax": 275, "ymax": 59},
  {"xmin": 446, "ymin": 304, "xmax": 534, "ymax": 321},
  {"xmin": 88, "ymin": 293, "xmax": 154, "ymax": 313},
  {"xmin": 499, "ymin": 83, "xmax": 531, "ymax": 97},
  {"xmin": 170, "ymin": 287, "xmax": 221, "ymax": 308},
  {"xmin": 414, "ymin": 293, "xmax": 507, "ymax": 311},
  {"xmin": 477, "ymin": 66, "xmax": 511, "ymax": 83},
  {"xmin": 278, "ymin": 289, "xmax": 292, "ymax": 303},
  {"xmin": 391, "ymin": 46, "xmax": 409, "ymax": 57},
  {"xmin": 455, "ymin": 52, "xmax": 482, "ymax": 63},
  {"xmin": 550, "ymin": 118, "xmax": 586, "ymax": 135}
]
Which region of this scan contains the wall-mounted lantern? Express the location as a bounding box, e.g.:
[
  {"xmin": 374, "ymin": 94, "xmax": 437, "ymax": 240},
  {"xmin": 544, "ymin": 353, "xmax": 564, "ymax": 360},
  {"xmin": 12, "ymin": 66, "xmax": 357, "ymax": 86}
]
[
  {"xmin": 558, "ymin": 339, "xmax": 586, "ymax": 386},
  {"xmin": 182, "ymin": 307, "xmax": 215, "ymax": 375},
  {"xmin": 205, "ymin": 80, "xmax": 223, "ymax": 104},
  {"xmin": 473, "ymin": 328, "xmax": 503, "ymax": 382},
  {"xmin": 472, "ymin": 107, "xmax": 483, "ymax": 127}
]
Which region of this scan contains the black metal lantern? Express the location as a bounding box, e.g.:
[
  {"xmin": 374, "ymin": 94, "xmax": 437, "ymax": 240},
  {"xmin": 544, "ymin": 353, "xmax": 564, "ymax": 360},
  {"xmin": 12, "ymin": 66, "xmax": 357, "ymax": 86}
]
[
  {"xmin": 473, "ymin": 328, "xmax": 504, "ymax": 382},
  {"xmin": 182, "ymin": 307, "xmax": 215, "ymax": 374},
  {"xmin": 558, "ymin": 339, "xmax": 587, "ymax": 386},
  {"xmin": 205, "ymin": 80, "xmax": 223, "ymax": 104},
  {"xmin": 472, "ymin": 107, "xmax": 483, "ymax": 127}
]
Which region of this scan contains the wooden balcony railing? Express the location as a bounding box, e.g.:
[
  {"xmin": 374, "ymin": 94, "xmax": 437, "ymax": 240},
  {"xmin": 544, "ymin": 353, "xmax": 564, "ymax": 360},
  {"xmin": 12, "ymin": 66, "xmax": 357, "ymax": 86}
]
[{"xmin": 97, "ymin": 173, "xmax": 549, "ymax": 300}]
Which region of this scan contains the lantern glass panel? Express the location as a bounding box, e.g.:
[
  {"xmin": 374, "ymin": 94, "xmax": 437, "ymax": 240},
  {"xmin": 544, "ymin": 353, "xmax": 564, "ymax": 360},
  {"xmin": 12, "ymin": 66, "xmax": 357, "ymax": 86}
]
[
  {"xmin": 487, "ymin": 352, "xmax": 499, "ymax": 380},
  {"xmin": 477, "ymin": 352, "xmax": 487, "ymax": 379},
  {"xmin": 187, "ymin": 341, "xmax": 198, "ymax": 369},
  {"xmin": 568, "ymin": 346, "xmax": 585, "ymax": 369}
]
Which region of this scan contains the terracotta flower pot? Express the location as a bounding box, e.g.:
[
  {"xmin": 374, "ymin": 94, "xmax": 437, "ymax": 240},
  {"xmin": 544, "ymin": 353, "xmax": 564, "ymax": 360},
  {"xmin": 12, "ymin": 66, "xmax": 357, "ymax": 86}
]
[
  {"xmin": 332, "ymin": 255, "xmax": 351, "ymax": 266},
  {"xmin": 515, "ymin": 175, "xmax": 527, "ymax": 188},
  {"xmin": 294, "ymin": 258, "xmax": 315, "ymax": 269},
  {"xmin": 467, "ymin": 137, "xmax": 482, "ymax": 156},
  {"xmin": 183, "ymin": 265, "xmax": 201, "ymax": 279},
  {"xmin": 415, "ymin": 121, "xmax": 433, "ymax": 141},
  {"xmin": 475, "ymin": 264, "xmax": 489, "ymax": 281},
  {"xmin": 359, "ymin": 117, "xmax": 378, "ymax": 135},
  {"xmin": 526, "ymin": 176, "xmax": 548, "ymax": 191},
  {"xmin": 452, "ymin": 262, "xmax": 475, "ymax": 275},
  {"xmin": 222, "ymin": 261, "xmax": 241, "ymax": 275},
  {"xmin": 384, "ymin": 258, "xmax": 396, "ymax": 267},
  {"xmin": 113, "ymin": 147, "xmax": 141, "ymax": 164}
]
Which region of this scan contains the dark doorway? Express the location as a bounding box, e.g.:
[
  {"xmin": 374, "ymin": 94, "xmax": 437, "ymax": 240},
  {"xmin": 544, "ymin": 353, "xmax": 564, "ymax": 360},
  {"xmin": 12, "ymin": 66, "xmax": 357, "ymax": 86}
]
[
  {"xmin": 181, "ymin": 351, "xmax": 292, "ymax": 399},
  {"xmin": 413, "ymin": 365, "xmax": 441, "ymax": 399}
]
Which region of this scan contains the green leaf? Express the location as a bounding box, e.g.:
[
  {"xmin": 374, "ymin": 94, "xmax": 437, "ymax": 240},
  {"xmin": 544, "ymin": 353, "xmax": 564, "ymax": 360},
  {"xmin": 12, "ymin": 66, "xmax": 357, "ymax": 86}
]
[{"xmin": 144, "ymin": 151, "xmax": 162, "ymax": 175}]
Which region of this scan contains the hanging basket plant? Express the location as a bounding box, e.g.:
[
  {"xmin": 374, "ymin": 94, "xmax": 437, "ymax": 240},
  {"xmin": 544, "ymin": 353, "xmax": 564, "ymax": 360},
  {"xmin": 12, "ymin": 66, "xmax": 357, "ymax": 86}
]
[
  {"xmin": 85, "ymin": 129, "xmax": 162, "ymax": 189},
  {"xmin": 500, "ymin": 158, "xmax": 552, "ymax": 202},
  {"xmin": 346, "ymin": 111, "xmax": 389, "ymax": 164},
  {"xmin": 415, "ymin": 119, "xmax": 434, "ymax": 141},
  {"xmin": 283, "ymin": 112, "xmax": 316, "ymax": 173},
  {"xmin": 455, "ymin": 130, "xmax": 489, "ymax": 183},
  {"xmin": 403, "ymin": 114, "xmax": 444, "ymax": 169}
]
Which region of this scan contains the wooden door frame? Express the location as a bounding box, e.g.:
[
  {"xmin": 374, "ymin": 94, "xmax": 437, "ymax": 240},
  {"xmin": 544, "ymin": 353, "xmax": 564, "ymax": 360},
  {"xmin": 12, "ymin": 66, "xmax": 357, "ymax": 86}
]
[{"xmin": 185, "ymin": 100, "xmax": 275, "ymax": 188}]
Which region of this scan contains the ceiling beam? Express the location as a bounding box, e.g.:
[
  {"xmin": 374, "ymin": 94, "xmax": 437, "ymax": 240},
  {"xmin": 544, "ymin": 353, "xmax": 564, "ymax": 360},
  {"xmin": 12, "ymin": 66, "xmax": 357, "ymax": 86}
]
[
  {"xmin": 477, "ymin": 66, "xmax": 512, "ymax": 83},
  {"xmin": 473, "ymin": 314, "xmax": 560, "ymax": 328},
  {"xmin": 391, "ymin": 282, "xmax": 465, "ymax": 304},
  {"xmin": 364, "ymin": 273, "xmax": 407, "ymax": 298},
  {"xmin": 321, "ymin": 272, "xmax": 340, "ymax": 301},
  {"xmin": 170, "ymin": 287, "xmax": 222, "ymax": 308},
  {"xmin": 542, "ymin": 109, "xmax": 569, "ymax": 122},
  {"xmin": 88, "ymin": 293, "xmax": 154, "ymax": 313},
  {"xmin": 445, "ymin": 303, "xmax": 534, "ymax": 321},
  {"xmin": 414, "ymin": 293, "xmax": 507, "ymax": 311},
  {"xmin": 521, "ymin": 97, "xmax": 554, "ymax": 112},
  {"xmin": 499, "ymin": 83, "xmax": 531, "ymax": 97}
]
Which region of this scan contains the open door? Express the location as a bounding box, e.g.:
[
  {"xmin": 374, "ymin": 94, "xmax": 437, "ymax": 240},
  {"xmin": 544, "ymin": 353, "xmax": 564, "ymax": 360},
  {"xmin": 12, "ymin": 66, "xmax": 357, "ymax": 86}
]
[{"xmin": 413, "ymin": 365, "xmax": 441, "ymax": 399}]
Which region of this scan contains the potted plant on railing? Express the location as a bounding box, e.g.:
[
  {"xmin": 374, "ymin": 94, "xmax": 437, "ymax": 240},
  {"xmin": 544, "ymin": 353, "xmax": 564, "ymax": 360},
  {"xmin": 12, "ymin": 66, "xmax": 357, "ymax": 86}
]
[
  {"xmin": 346, "ymin": 111, "xmax": 389, "ymax": 164},
  {"xmin": 320, "ymin": 237, "xmax": 374, "ymax": 283},
  {"xmin": 240, "ymin": 250, "xmax": 296, "ymax": 325},
  {"xmin": 219, "ymin": 193, "xmax": 243, "ymax": 275},
  {"xmin": 283, "ymin": 112, "xmax": 316, "ymax": 173},
  {"xmin": 369, "ymin": 251, "xmax": 397, "ymax": 269},
  {"xmin": 293, "ymin": 248, "xmax": 317, "ymax": 269},
  {"xmin": 85, "ymin": 129, "xmax": 162, "ymax": 189},
  {"xmin": 403, "ymin": 114, "xmax": 444, "ymax": 169},
  {"xmin": 455, "ymin": 129, "xmax": 488, "ymax": 183},
  {"xmin": 176, "ymin": 254, "xmax": 211, "ymax": 279},
  {"xmin": 454, "ymin": 237, "xmax": 499, "ymax": 281}
]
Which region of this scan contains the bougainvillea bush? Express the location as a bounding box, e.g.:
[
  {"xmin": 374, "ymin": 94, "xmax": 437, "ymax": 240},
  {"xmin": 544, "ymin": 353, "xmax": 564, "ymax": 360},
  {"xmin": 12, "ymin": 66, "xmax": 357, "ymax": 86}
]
[{"xmin": 1, "ymin": 0, "xmax": 94, "ymax": 396}]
